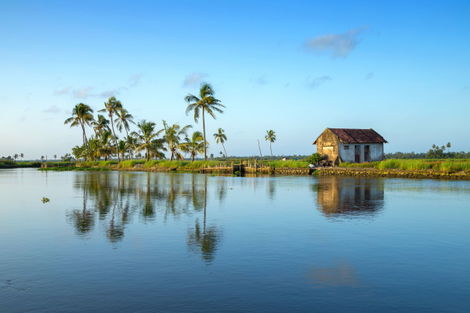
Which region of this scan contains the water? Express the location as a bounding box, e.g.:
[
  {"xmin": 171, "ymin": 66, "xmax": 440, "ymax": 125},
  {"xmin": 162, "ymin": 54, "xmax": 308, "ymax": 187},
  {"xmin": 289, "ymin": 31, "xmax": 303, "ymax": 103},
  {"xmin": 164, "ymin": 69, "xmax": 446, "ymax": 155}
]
[{"xmin": 1, "ymin": 169, "xmax": 469, "ymax": 313}]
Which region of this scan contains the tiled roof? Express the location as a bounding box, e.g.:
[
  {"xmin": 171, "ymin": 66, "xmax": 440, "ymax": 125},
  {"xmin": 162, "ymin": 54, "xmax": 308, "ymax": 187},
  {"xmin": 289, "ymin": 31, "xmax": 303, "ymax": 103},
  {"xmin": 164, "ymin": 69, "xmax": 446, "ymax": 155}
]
[{"xmin": 314, "ymin": 128, "xmax": 388, "ymax": 144}]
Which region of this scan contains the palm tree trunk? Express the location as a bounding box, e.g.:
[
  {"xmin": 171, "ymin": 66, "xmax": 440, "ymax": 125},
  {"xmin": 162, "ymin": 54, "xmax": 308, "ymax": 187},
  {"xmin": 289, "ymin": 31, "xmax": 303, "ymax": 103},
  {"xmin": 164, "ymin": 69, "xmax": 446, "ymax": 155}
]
[
  {"xmin": 270, "ymin": 142, "xmax": 273, "ymax": 157},
  {"xmin": 80, "ymin": 122, "xmax": 88, "ymax": 146},
  {"xmin": 110, "ymin": 114, "xmax": 120, "ymax": 161},
  {"xmin": 202, "ymin": 108, "xmax": 207, "ymax": 160},
  {"xmin": 222, "ymin": 143, "xmax": 227, "ymax": 158}
]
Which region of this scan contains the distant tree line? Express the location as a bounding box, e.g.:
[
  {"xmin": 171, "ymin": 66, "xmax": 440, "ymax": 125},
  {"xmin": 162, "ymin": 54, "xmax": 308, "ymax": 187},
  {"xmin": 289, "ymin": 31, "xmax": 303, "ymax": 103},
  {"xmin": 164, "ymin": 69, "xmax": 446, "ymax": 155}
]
[{"xmin": 386, "ymin": 143, "xmax": 470, "ymax": 159}]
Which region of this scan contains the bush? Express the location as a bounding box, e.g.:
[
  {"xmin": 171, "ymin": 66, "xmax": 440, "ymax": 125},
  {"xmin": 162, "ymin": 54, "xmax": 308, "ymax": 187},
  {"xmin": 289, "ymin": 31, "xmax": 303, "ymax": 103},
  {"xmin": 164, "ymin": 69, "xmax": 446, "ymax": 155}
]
[{"xmin": 304, "ymin": 153, "xmax": 323, "ymax": 164}]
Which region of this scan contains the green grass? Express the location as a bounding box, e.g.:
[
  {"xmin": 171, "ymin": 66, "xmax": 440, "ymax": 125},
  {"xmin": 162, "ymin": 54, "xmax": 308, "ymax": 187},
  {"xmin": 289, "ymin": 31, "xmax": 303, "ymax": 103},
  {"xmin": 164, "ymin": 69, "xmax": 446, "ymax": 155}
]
[
  {"xmin": 339, "ymin": 159, "xmax": 470, "ymax": 172},
  {"xmin": 262, "ymin": 160, "xmax": 309, "ymax": 168}
]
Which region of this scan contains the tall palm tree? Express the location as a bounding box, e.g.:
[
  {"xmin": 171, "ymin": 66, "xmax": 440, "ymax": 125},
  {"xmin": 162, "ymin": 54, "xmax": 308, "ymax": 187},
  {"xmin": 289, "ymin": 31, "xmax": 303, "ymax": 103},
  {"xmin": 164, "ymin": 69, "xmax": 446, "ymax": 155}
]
[
  {"xmin": 185, "ymin": 83, "xmax": 225, "ymax": 160},
  {"xmin": 99, "ymin": 97, "xmax": 122, "ymax": 160},
  {"xmin": 180, "ymin": 131, "xmax": 205, "ymax": 161},
  {"xmin": 159, "ymin": 121, "xmax": 192, "ymax": 160},
  {"xmin": 92, "ymin": 114, "xmax": 110, "ymax": 136},
  {"xmin": 64, "ymin": 103, "xmax": 94, "ymax": 146},
  {"xmin": 213, "ymin": 128, "xmax": 227, "ymax": 157},
  {"xmin": 115, "ymin": 108, "xmax": 135, "ymax": 137},
  {"xmin": 265, "ymin": 130, "xmax": 276, "ymax": 157}
]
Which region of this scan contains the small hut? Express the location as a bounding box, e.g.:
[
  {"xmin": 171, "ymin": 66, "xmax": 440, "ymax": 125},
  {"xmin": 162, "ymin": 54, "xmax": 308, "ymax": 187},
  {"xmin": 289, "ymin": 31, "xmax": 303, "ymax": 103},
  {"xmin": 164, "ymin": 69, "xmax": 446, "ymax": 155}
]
[{"xmin": 313, "ymin": 128, "xmax": 387, "ymax": 165}]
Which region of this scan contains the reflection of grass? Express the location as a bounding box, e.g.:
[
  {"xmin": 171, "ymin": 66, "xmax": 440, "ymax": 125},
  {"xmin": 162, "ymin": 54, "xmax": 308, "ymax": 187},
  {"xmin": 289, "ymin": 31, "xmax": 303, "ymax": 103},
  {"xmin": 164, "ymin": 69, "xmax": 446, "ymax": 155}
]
[{"xmin": 340, "ymin": 159, "xmax": 470, "ymax": 172}]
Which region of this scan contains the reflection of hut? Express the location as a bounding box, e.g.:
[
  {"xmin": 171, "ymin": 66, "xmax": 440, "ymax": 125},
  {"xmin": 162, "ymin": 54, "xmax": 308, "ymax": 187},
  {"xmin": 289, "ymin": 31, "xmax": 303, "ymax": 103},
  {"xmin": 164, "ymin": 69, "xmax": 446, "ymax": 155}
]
[{"xmin": 316, "ymin": 176, "xmax": 384, "ymax": 217}]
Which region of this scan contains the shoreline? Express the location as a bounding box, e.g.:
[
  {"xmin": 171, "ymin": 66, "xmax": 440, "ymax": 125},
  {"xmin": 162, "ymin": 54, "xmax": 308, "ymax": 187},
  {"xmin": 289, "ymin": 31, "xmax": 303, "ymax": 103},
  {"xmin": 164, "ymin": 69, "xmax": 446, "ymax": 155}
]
[{"xmin": 32, "ymin": 163, "xmax": 470, "ymax": 180}]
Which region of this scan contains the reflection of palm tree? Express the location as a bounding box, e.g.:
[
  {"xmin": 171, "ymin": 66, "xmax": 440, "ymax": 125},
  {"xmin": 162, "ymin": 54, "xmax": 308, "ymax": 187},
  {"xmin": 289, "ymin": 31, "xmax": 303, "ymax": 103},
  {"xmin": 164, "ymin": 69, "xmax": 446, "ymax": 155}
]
[
  {"xmin": 69, "ymin": 188, "xmax": 94, "ymax": 235},
  {"xmin": 268, "ymin": 179, "xmax": 276, "ymax": 200},
  {"xmin": 142, "ymin": 173, "xmax": 155, "ymax": 219},
  {"xmin": 187, "ymin": 220, "xmax": 221, "ymax": 263},
  {"xmin": 216, "ymin": 178, "xmax": 227, "ymax": 203},
  {"xmin": 187, "ymin": 174, "xmax": 222, "ymax": 263}
]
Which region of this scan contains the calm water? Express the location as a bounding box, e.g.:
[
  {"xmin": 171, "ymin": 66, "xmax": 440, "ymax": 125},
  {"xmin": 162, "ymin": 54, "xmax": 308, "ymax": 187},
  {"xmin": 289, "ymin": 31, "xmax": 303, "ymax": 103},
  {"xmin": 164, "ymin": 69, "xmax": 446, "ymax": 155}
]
[{"xmin": 1, "ymin": 169, "xmax": 469, "ymax": 313}]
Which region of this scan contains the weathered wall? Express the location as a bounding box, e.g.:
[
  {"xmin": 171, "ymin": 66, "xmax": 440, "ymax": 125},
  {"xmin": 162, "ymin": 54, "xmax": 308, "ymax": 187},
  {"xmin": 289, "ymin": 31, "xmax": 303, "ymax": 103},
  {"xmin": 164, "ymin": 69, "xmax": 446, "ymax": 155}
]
[
  {"xmin": 316, "ymin": 129, "xmax": 340, "ymax": 163},
  {"xmin": 339, "ymin": 143, "xmax": 384, "ymax": 163}
]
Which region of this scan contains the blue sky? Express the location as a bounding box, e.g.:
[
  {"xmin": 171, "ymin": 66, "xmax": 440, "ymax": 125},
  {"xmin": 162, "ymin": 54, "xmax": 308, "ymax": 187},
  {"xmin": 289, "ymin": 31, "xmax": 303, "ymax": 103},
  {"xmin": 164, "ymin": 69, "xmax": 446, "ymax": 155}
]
[{"xmin": 1, "ymin": 0, "xmax": 469, "ymax": 159}]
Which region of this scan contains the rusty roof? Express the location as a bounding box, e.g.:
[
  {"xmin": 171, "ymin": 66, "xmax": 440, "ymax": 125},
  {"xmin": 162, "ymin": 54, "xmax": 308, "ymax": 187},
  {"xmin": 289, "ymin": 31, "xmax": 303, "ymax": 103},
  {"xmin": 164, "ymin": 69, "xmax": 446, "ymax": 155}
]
[{"xmin": 314, "ymin": 128, "xmax": 388, "ymax": 144}]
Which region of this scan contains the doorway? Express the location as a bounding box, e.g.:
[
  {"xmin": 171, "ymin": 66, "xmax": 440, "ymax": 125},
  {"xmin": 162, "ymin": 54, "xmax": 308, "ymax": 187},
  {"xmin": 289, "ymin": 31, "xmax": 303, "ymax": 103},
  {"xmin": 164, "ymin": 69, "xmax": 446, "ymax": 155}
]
[
  {"xmin": 364, "ymin": 145, "xmax": 371, "ymax": 162},
  {"xmin": 354, "ymin": 145, "xmax": 361, "ymax": 163}
]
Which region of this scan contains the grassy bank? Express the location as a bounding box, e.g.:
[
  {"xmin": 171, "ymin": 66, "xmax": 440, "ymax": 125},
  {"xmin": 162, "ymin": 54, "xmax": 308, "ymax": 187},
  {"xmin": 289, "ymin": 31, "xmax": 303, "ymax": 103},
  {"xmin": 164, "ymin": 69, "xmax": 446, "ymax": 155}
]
[
  {"xmin": 340, "ymin": 159, "xmax": 470, "ymax": 173},
  {"xmin": 37, "ymin": 159, "xmax": 311, "ymax": 172}
]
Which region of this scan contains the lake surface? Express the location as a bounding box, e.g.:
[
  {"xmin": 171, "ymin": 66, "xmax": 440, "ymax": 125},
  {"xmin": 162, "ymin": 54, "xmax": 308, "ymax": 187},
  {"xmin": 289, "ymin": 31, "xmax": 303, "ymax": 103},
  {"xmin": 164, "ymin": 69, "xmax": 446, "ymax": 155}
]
[{"xmin": 1, "ymin": 169, "xmax": 469, "ymax": 313}]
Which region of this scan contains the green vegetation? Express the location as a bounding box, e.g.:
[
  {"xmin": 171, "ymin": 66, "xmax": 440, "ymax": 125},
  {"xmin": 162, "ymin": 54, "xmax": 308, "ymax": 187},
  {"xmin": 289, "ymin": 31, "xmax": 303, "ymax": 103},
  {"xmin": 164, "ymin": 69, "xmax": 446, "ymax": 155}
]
[
  {"xmin": 64, "ymin": 82, "xmax": 225, "ymax": 164},
  {"xmin": 340, "ymin": 159, "xmax": 470, "ymax": 173},
  {"xmin": 386, "ymin": 142, "xmax": 470, "ymax": 159},
  {"xmin": 262, "ymin": 160, "xmax": 309, "ymax": 168}
]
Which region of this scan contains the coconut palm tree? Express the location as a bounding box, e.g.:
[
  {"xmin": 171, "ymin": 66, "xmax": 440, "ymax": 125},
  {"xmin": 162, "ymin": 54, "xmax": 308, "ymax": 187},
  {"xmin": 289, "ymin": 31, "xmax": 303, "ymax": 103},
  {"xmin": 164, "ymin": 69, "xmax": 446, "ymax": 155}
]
[
  {"xmin": 133, "ymin": 120, "xmax": 166, "ymax": 161},
  {"xmin": 265, "ymin": 130, "xmax": 276, "ymax": 157},
  {"xmin": 99, "ymin": 97, "xmax": 122, "ymax": 160},
  {"xmin": 92, "ymin": 115, "xmax": 110, "ymax": 136},
  {"xmin": 180, "ymin": 131, "xmax": 205, "ymax": 161},
  {"xmin": 125, "ymin": 134, "xmax": 138, "ymax": 159},
  {"xmin": 117, "ymin": 140, "xmax": 127, "ymax": 160},
  {"xmin": 115, "ymin": 108, "xmax": 134, "ymax": 137},
  {"xmin": 159, "ymin": 121, "xmax": 192, "ymax": 160},
  {"xmin": 185, "ymin": 83, "xmax": 225, "ymax": 160},
  {"xmin": 64, "ymin": 103, "xmax": 94, "ymax": 146},
  {"xmin": 213, "ymin": 128, "xmax": 227, "ymax": 157}
]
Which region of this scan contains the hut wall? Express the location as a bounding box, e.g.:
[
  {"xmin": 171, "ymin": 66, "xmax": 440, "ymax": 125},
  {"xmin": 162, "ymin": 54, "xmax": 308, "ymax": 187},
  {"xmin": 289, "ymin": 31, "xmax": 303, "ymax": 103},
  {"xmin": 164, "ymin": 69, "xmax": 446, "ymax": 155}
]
[
  {"xmin": 316, "ymin": 130, "xmax": 340, "ymax": 162},
  {"xmin": 339, "ymin": 143, "xmax": 384, "ymax": 163}
]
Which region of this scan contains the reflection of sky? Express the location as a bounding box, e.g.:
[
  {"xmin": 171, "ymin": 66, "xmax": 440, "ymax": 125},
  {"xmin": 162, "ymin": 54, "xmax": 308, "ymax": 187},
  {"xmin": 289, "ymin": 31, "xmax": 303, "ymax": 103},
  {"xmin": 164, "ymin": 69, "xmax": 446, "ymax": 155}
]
[{"xmin": 1, "ymin": 169, "xmax": 470, "ymax": 313}]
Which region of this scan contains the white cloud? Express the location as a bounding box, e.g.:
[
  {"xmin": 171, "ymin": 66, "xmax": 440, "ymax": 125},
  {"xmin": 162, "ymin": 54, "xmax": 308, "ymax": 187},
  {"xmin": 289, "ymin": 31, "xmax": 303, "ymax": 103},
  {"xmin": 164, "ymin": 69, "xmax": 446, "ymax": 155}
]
[
  {"xmin": 365, "ymin": 72, "xmax": 374, "ymax": 80},
  {"xmin": 54, "ymin": 73, "xmax": 144, "ymax": 99},
  {"xmin": 43, "ymin": 105, "xmax": 61, "ymax": 114},
  {"xmin": 183, "ymin": 73, "xmax": 207, "ymax": 87},
  {"xmin": 304, "ymin": 28, "xmax": 365, "ymax": 58},
  {"xmin": 307, "ymin": 75, "xmax": 332, "ymax": 89}
]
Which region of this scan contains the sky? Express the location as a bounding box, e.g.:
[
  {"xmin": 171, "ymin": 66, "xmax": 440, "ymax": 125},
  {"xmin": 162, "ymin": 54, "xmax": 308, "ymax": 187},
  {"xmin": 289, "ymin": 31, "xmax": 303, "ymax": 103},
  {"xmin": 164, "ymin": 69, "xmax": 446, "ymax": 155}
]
[{"xmin": 0, "ymin": 0, "xmax": 469, "ymax": 159}]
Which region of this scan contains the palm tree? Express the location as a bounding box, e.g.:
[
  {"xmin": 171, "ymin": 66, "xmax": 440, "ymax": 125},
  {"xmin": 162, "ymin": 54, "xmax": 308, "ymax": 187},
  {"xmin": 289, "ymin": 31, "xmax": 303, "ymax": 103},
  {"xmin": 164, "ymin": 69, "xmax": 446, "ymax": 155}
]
[
  {"xmin": 20, "ymin": 153, "xmax": 24, "ymax": 160},
  {"xmin": 98, "ymin": 130, "xmax": 114, "ymax": 160},
  {"xmin": 159, "ymin": 121, "xmax": 192, "ymax": 160},
  {"xmin": 180, "ymin": 131, "xmax": 205, "ymax": 161},
  {"xmin": 265, "ymin": 130, "xmax": 276, "ymax": 157},
  {"xmin": 185, "ymin": 83, "xmax": 225, "ymax": 160},
  {"xmin": 92, "ymin": 115, "xmax": 110, "ymax": 136},
  {"xmin": 125, "ymin": 134, "xmax": 138, "ymax": 159},
  {"xmin": 133, "ymin": 120, "xmax": 165, "ymax": 161},
  {"xmin": 64, "ymin": 103, "xmax": 94, "ymax": 146},
  {"xmin": 115, "ymin": 108, "xmax": 134, "ymax": 137},
  {"xmin": 117, "ymin": 140, "xmax": 127, "ymax": 160},
  {"xmin": 213, "ymin": 128, "xmax": 227, "ymax": 157},
  {"xmin": 99, "ymin": 97, "xmax": 122, "ymax": 160}
]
